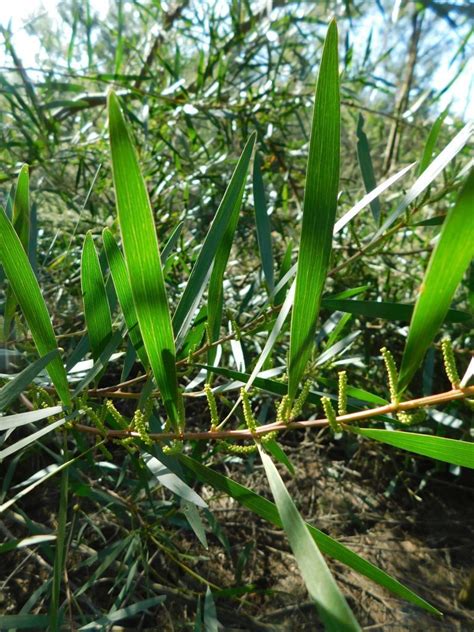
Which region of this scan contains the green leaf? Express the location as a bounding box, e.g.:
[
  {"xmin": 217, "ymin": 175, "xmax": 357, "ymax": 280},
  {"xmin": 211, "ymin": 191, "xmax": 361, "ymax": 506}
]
[
  {"xmin": 0, "ymin": 534, "xmax": 56, "ymax": 555},
  {"xmin": 172, "ymin": 133, "xmax": 256, "ymax": 344},
  {"xmin": 374, "ymin": 122, "xmax": 473, "ymax": 240},
  {"xmin": 108, "ymin": 91, "xmax": 180, "ymax": 427},
  {"xmin": 81, "ymin": 232, "xmax": 113, "ymax": 361},
  {"xmin": 0, "ymin": 350, "xmax": 59, "ymax": 411},
  {"xmin": 181, "ymin": 499, "xmax": 208, "ymax": 549},
  {"xmin": 71, "ymin": 328, "xmax": 125, "ymax": 397},
  {"xmin": 0, "ymin": 406, "xmax": 62, "ymax": 431},
  {"xmin": 333, "ymin": 163, "xmax": 414, "ymax": 234},
  {"xmin": 0, "ymin": 615, "xmax": 48, "ymax": 630},
  {"xmin": 417, "ymin": 110, "xmax": 447, "ymax": 176},
  {"xmin": 350, "ymin": 427, "xmax": 474, "ymax": 469},
  {"xmin": 203, "ymin": 588, "xmax": 219, "ymax": 632},
  {"xmin": 321, "ymin": 298, "xmax": 470, "ymax": 324},
  {"xmin": 289, "ymin": 20, "xmax": 340, "ymax": 401},
  {"xmin": 12, "ymin": 164, "xmax": 30, "ymax": 250},
  {"xmin": 50, "ymin": 456, "xmax": 69, "ymax": 632},
  {"xmin": 143, "ymin": 452, "xmax": 207, "ymax": 508},
  {"xmin": 398, "ymin": 170, "xmax": 474, "ymax": 391},
  {"xmin": 259, "ymin": 447, "xmax": 361, "ymax": 631},
  {"xmin": 0, "ymin": 417, "xmax": 66, "ymax": 462},
  {"xmin": 3, "ymin": 164, "xmax": 30, "ymax": 338},
  {"xmin": 356, "ymin": 114, "xmax": 380, "ymax": 222},
  {"xmin": 207, "ymin": 143, "xmax": 249, "ymax": 363},
  {"xmin": 253, "ymin": 151, "xmax": 274, "ymax": 294},
  {"xmin": 0, "ymin": 207, "xmax": 70, "ymax": 406},
  {"xmin": 102, "ymin": 228, "xmax": 148, "ymax": 367},
  {"xmin": 178, "ymin": 454, "xmax": 439, "ymax": 615},
  {"xmin": 78, "ymin": 596, "xmax": 166, "ymax": 630}
]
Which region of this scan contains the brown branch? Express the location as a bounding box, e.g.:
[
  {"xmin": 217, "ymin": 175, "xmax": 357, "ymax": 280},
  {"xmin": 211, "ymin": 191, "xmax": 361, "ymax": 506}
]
[
  {"xmin": 73, "ymin": 385, "xmax": 474, "ymax": 443},
  {"xmin": 383, "ymin": 9, "xmax": 423, "ymax": 173}
]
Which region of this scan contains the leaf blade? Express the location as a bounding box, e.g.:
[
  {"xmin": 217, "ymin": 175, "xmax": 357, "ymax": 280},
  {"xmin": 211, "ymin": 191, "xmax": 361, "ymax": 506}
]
[
  {"xmin": 350, "ymin": 428, "xmax": 474, "ymax": 469},
  {"xmin": 289, "ymin": 20, "xmax": 340, "ymax": 400},
  {"xmin": 398, "ymin": 170, "xmax": 474, "ymax": 390},
  {"xmin": 108, "ymin": 91, "xmax": 180, "ymax": 426},
  {"xmin": 259, "ymin": 447, "xmax": 361, "ymax": 631},
  {"xmin": 81, "ymin": 232, "xmax": 113, "ymax": 361},
  {"xmin": 0, "ymin": 207, "xmax": 70, "ymax": 406}
]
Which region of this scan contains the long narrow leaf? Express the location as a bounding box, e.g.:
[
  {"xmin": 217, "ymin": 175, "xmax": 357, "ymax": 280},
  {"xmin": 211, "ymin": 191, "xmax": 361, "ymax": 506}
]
[
  {"xmin": 259, "ymin": 447, "xmax": 361, "ymax": 631},
  {"xmin": 207, "ymin": 151, "xmax": 248, "ymax": 365},
  {"xmin": 0, "ymin": 350, "xmax": 59, "ymax": 411},
  {"xmin": 289, "ymin": 20, "xmax": 340, "ymax": 400},
  {"xmin": 0, "ymin": 417, "xmax": 66, "ymax": 462},
  {"xmin": 0, "ymin": 207, "xmax": 70, "ymax": 406},
  {"xmin": 178, "ymin": 454, "xmax": 439, "ymax": 615},
  {"xmin": 356, "ymin": 114, "xmax": 380, "ymax": 222},
  {"xmin": 374, "ymin": 122, "xmax": 473, "ymax": 240},
  {"xmin": 0, "ymin": 406, "xmax": 62, "ymax": 431},
  {"xmin": 350, "ymin": 427, "xmax": 474, "ymax": 469},
  {"xmin": 253, "ymin": 151, "xmax": 274, "ymax": 294},
  {"xmin": 102, "ymin": 228, "xmax": 148, "ymax": 366},
  {"xmin": 3, "ymin": 164, "xmax": 30, "ymax": 338},
  {"xmin": 108, "ymin": 91, "xmax": 180, "ymax": 427},
  {"xmin": 81, "ymin": 232, "xmax": 113, "ymax": 360},
  {"xmin": 173, "ymin": 133, "xmax": 256, "ymax": 342},
  {"xmin": 320, "ymin": 298, "xmax": 470, "ymax": 323},
  {"xmin": 398, "ymin": 170, "xmax": 474, "ymax": 390}
]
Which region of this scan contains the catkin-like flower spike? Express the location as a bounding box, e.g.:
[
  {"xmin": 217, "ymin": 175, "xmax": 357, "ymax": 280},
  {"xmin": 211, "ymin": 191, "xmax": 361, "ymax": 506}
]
[
  {"xmin": 105, "ymin": 400, "xmax": 128, "ymax": 428},
  {"xmin": 321, "ymin": 396, "xmax": 342, "ymax": 433},
  {"xmin": 218, "ymin": 440, "xmax": 258, "ymax": 455},
  {"xmin": 290, "ymin": 380, "xmax": 311, "ymax": 419},
  {"xmin": 205, "ymin": 383, "xmax": 219, "ymax": 430},
  {"xmin": 82, "ymin": 402, "xmax": 108, "ymax": 436},
  {"xmin": 381, "ymin": 347, "xmax": 399, "ymax": 404},
  {"xmin": 441, "ymin": 337, "xmax": 460, "ymax": 388},
  {"xmin": 96, "ymin": 440, "xmax": 113, "ymax": 460},
  {"xmin": 132, "ymin": 409, "xmax": 153, "ymax": 446},
  {"xmin": 241, "ymin": 388, "xmax": 257, "ymax": 432},
  {"xmin": 337, "ymin": 371, "xmax": 348, "ymax": 416},
  {"xmin": 276, "ymin": 394, "xmax": 291, "ymax": 424},
  {"xmin": 261, "ymin": 430, "xmax": 278, "ymax": 445}
]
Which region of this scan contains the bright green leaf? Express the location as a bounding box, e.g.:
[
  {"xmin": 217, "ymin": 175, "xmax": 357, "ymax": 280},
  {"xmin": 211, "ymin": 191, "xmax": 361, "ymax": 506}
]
[
  {"xmin": 0, "ymin": 207, "xmax": 70, "ymax": 406},
  {"xmin": 350, "ymin": 427, "xmax": 474, "ymax": 469},
  {"xmin": 81, "ymin": 232, "xmax": 113, "ymax": 361},
  {"xmin": 289, "ymin": 20, "xmax": 340, "ymax": 400},
  {"xmin": 259, "ymin": 447, "xmax": 361, "ymax": 631},
  {"xmin": 398, "ymin": 170, "xmax": 474, "ymax": 391},
  {"xmin": 108, "ymin": 91, "xmax": 180, "ymax": 427}
]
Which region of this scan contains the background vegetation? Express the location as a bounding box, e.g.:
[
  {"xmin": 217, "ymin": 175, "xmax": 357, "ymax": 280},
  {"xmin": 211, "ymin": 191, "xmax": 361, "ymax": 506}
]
[{"xmin": 0, "ymin": 0, "xmax": 473, "ymax": 630}]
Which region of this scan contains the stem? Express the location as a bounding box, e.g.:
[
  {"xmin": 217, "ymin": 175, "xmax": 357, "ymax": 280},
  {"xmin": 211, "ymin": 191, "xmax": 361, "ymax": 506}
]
[{"xmin": 72, "ymin": 385, "xmax": 474, "ymax": 443}]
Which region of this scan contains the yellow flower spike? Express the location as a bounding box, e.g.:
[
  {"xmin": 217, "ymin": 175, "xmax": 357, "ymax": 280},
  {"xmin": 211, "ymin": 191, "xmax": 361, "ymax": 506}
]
[
  {"xmin": 276, "ymin": 394, "xmax": 291, "ymax": 424},
  {"xmin": 132, "ymin": 408, "xmax": 153, "ymax": 446},
  {"xmin": 218, "ymin": 440, "xmax": 258, "ymax": 455},
  {"xmin": 337, "ymin": 371, "xmax": 347, "ymax": 416},
  {"xmin": 441, "ymin": 337, "xmax": 460, "ymax": 389},
  {"xmin": 321, "ymin": 396, "xmax": 342, "ymax": 433},
  {"xmin": 241, "ymin": 388, "xmax": 257, "ymax": 432},
  {"xmin": 205, "ymin": 383, "xmax": 219, "ymax": 430},
  {"xmin": 381, "ymin": 347, "xmax": 399, "ymax": 404},
  {"xmin": 290, "ymin": 380, "xmax": 311, "ymax": 419}
]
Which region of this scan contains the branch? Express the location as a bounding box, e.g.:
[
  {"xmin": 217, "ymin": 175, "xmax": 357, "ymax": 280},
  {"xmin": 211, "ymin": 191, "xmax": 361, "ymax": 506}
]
[{"xmin": 73, "ymin": 385, "xmax": 474, "ymax": 443}]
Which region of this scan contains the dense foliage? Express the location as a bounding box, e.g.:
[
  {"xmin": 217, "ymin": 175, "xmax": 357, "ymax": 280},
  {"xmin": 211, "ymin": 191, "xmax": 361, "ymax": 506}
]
[{"xmin": 0, "ymin": 1, "xmax": 473, "ymax": 629}]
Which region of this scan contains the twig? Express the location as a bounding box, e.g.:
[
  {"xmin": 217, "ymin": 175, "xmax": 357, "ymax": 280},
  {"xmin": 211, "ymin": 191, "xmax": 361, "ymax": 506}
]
[{"xmin": 72, "ymin": 385, "xmax": 474, "ymax": 443}]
